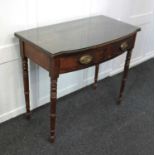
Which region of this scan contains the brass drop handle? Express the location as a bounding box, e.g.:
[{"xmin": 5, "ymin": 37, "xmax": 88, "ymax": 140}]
[
  {"xmin": 120, "ymin": 41, "xmax": 128, "ymax": 51},
  {"xmin": 79, "ymin": 54, "xmax": 93, "ymax": 65}
]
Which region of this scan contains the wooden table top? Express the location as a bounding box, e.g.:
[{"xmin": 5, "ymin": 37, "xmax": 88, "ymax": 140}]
[{"xmin": 15, "ymin": 15, "xmax": 140, "ymax": 56}]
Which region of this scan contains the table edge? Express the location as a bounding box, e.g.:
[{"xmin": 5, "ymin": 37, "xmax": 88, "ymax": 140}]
[{"xmin": 15, "ymin": 29, "xmax": 140, "ymax": 57}]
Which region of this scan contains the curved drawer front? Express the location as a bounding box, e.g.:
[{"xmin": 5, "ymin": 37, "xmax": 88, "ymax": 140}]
[{"xmin": 59, "ymin": 34, "xmax": 136, "ymax": 73}]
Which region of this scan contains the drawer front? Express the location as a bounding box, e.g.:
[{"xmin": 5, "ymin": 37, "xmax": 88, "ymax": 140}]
[{"xmin": 59, "ymin": 34, "xmax": 136, "ymax": 73}]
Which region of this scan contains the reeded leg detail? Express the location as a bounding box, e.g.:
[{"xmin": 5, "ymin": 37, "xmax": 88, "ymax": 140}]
[
  {"xmin": 117, "ymin": 49, "xmax": 132, "ymax": 104},
  {"xmin": 22, "ymin": 57, "xmax": 31, "ymax": 119},
  {"xmin": 50, "ymin": 78, "xmax": 58, "ymax": 143},
  {"xmin": 93, "ymin": 64, "xmax": 99, "ymax": 89}
]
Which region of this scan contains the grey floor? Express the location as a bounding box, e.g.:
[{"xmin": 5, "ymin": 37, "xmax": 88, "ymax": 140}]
[{"xmin": 0, "ymin": 59, "xmax": 154, "ymax": 155}]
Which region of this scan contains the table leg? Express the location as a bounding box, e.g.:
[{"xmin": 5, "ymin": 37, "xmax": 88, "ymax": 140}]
[
  {"xmin": 20, "ymin": 41, "xmax": 31, "ymax": 119},
  {"xmin": 117, "ymin": 49, "xmax": 133, "ymax": 104},
  {"xmin": 50, "ymin": 78, "xmax": 58, "ymax": 143},
  {"xmin": 93, "ymin": 64, "xmax": 99, "ymax": 89},
  {"xmin": 22, "ymin": 57, "xmax": 31, "ymax": 118}
]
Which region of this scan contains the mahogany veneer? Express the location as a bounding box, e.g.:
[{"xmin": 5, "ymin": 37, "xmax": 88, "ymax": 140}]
[{"xmin": 15, "ymin": 15, "xmax": 140, "ymax": 143}]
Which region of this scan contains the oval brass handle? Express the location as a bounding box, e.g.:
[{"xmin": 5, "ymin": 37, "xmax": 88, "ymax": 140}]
[
  {"xmin": 79, "ymin": 55, "xmax": 93, "ymax": 65},
  {"xmin": 120, "ymin": 41, "xmax": 128, "ymax": 51}
]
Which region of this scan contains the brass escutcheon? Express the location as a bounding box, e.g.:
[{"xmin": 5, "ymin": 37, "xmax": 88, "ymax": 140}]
[
  {"xmin": 79, "ymin": 55, "xmax": 93, "ymax": 65},
  {"xmin": 120, "ymin": 41, "xmax": 128, "ymax": 51}
]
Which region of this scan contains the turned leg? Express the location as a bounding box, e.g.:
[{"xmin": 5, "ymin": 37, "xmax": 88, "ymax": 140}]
[
  {"xmin": 22, "ymin": 57, "xmax": 31, "ymax": 118},
  {"xmin": 93, "ymin": 64, "xmax": 99, "ymax": 89},
  {"xmin": 117, "ymin": 49, "xmax": 133, "ymax": 104},
  {"xmin": 50, "ymin": 78, "xmax": 58, "ymax": 143},
  {"xmin": 20, "ymin": 41, "xmax": 31, "ymax": 119}
]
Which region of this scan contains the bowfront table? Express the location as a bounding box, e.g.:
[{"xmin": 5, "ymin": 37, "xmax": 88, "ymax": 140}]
[{"xmin": 15, "ymin": 15, "xmax": 140, "ymax": 143}]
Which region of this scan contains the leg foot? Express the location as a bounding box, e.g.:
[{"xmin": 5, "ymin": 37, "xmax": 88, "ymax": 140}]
[
  {"xmin": 93, "ymin": 83, "xmax": 97, "ymax": 89},
  {"xmin": 117, "ymin": 98, "xmax": 122, "ymax": 105},
  {"xmin": 25, "ymin": 112, "xmax": 31, "ymax": 119},
  {"xmin": 50, "ymin": 136, "xmax": 55, "ymax": 143}
]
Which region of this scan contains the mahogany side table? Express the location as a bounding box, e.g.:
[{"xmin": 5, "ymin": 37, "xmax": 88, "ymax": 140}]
[{"xmin": 15, "ymin": 15, "xmax": 140, "ymax": 143}]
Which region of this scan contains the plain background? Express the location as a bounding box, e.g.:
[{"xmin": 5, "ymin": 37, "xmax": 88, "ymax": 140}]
[{"xmin": 0, "ymin": 0, "xmax": 154, "ymax": 123}]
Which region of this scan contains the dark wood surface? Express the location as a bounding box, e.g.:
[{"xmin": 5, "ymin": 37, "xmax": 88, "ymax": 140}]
[
  {"xmin": 15, "ymin": 15, "xmax": 140, "ymax": 56},
  {"xmin": 15, "ymin": 15, "xmax": 140, "ymax": 143}
]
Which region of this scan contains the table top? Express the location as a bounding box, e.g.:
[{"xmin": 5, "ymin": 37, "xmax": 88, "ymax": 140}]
[{"xmin": 15, "ymin": 15, "xmax": 140, "ymax": 56}]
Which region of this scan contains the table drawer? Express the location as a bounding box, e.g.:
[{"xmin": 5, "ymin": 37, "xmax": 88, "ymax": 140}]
[{"xmin": 59, "ymin": 35, "xmax": 136, "ymax": 73}]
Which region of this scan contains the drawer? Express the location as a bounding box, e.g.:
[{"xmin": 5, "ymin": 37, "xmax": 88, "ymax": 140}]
[
  {"xmin": 109, "ymin": 35, "xmax": 136, "ymax": 56},
  {"xmin": 59, "ymin": 35, "xmax": 136, "ymax": 73},
  {"xmin": 59, "ymin": 48, "xmax": 105, "ymax": 73}
]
